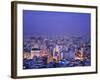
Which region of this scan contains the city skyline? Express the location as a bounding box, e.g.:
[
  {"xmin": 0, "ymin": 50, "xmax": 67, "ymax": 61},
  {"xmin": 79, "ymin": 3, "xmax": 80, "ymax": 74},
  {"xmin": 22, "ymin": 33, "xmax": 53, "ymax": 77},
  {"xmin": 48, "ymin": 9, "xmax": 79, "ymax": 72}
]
[{"xmin": 23, "ymin": 10, "xmax": 91, "ymax": 69}]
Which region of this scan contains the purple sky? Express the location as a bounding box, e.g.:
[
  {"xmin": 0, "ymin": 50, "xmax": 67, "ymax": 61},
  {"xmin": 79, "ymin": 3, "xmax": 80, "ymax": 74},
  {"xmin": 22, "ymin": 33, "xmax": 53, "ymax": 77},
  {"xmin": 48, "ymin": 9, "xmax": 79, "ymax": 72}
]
[{"xmin": 23, "ymin": 10, "xmax": 91, "ymax": 38}]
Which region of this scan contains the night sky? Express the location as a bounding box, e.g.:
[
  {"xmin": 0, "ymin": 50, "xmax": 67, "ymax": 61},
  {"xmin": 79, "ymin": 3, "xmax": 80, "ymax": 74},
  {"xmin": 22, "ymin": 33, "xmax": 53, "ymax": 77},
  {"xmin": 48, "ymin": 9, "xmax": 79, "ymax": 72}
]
[{"xmin": 23, "ymin": 10, "xmax": 91, "ymax": 38}]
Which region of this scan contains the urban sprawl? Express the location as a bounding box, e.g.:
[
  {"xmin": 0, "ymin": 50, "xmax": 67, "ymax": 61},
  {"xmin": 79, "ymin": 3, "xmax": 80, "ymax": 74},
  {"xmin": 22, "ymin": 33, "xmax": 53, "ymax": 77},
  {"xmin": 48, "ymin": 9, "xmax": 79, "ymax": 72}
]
[{"xmin": 23, "ymin": 36, "xmax": 91, "ymax": 69}]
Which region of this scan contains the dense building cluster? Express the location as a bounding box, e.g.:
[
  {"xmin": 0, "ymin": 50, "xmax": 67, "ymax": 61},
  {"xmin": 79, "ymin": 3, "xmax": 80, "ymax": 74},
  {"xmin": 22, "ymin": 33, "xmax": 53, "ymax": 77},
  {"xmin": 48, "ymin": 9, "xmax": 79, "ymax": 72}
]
[{"xmin": 23, "ymin": 35, "xmax": 91, "ymax": 69}]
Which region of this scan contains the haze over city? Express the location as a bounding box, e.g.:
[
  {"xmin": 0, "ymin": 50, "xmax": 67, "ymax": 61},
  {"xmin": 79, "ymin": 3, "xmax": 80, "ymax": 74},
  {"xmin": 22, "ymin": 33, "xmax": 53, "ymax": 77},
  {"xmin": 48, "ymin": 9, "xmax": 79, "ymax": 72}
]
[{"xmin": 23, "ymin": 10, "xmax": 91, "ymax": 39}]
